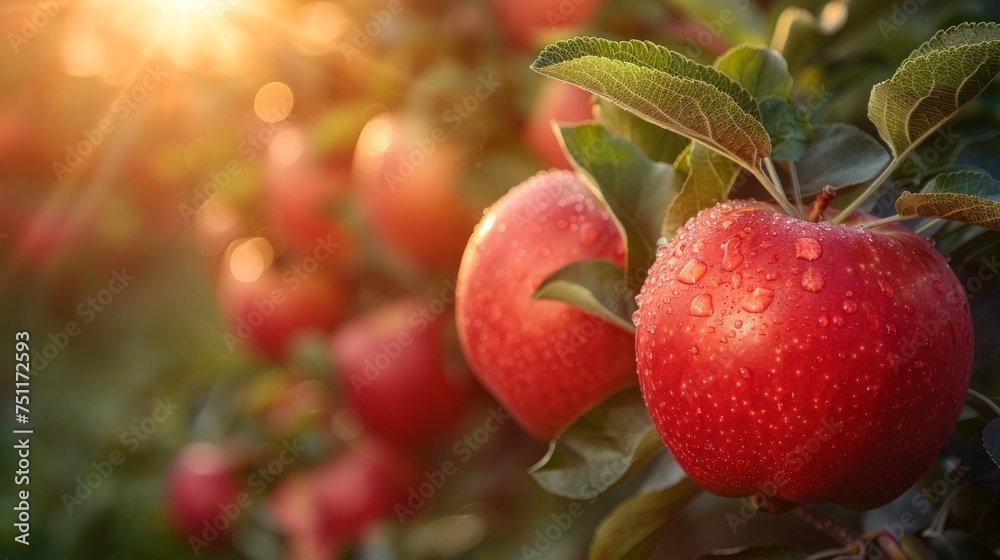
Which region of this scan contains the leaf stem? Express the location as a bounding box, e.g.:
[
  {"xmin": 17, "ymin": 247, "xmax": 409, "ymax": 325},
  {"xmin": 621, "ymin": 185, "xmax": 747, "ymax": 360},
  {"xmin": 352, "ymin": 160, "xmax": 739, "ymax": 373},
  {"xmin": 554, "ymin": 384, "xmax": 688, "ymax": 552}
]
[
  {"xmin": 914, "ymin": 218, "xmax": 942, "ymax": 235},
  {"xmin": 862, "ymin": 215, "xmax": 910, "ymax": 229},
  {"xmin": 789, "ymin": 161, "xmax": 805, "ymax": 217},
  {"xmin": 763, "ymin": 157, "xmax": 802, "ymax": 219},
  {"xmin": 831, "ymin": 155, "xmax": 905, "ymax": 226},
  {"xmin": 966, "ymin": 388, "xmax": 1000, "ymax": 420},
  {"xmin": 752, "ymin": 166, "xmax": 799, "ymax": 217}
]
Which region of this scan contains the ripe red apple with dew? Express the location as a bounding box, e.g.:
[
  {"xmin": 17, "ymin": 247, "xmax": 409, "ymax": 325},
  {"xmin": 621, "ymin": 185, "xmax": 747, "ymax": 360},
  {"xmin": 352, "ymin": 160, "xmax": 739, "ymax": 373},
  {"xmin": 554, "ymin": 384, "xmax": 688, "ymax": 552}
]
[
  {"xmin": 165, "ymin": 442, "xmax": 243, "ymax": 538},
  {"xmin": 456, "ymin": 170, "xmax": 637, "ymax": 440},
  {"xmin": 634, "ymin": 199, "xmax": 974, "ymax": 510},
  {"xmin": 330, "ymin": 297, "xmax": 474, "ymax": 448}
]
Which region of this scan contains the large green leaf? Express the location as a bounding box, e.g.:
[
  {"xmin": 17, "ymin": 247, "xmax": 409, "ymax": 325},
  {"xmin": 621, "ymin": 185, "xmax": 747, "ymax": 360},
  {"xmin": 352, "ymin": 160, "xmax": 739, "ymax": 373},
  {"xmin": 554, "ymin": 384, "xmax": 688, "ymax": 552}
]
[
  {"xmin": 869, "ymin": 23, "xmax": 1000, "ymax": 160},
  {"xmin": 531, "ymin": 38, "xmax": 771, "ymax": 171},
  {"xmin": 662, "ymin": 142, "xmax": 742, "ymax": 239},
  {"xmin": 985, "ymin": 419, "xmax": 1000, "ymax": 469},
  {"xmin": 529, "ymin": 389, "xmax": 664, "ymax": 500},
  {"xmin": 588, "ymin": 478, "xmax": 701, "ymax": 560},
  {"xmin": 714, "ymin": 45, "xmax": 793, "ymax": 101},
  {"xmin": 558, "ymin": 123, "xmax": 683, "ymax": 289},
  {"xmin": 596, "ymin": 98, "xmax": 689, "ymax": 164},
  {"xmin": 795, "ymin": 123, "xmax": 891, "ymax": 195},
  {"xmin": 758, "ymin": 97, "xmax": 811, "ymax": 162},
  {"xmin": 532, "ymin": 259, "xmax": 636, "ymax": 334},
  {"xmin": 895, "ymin": 170, "xmax": 1000, "ymax": 230}
]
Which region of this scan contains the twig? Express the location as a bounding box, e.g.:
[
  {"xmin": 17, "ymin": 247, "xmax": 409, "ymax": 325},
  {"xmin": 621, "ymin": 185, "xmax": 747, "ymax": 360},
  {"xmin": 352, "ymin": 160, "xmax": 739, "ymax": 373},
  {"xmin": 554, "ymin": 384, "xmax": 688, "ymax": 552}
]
[{"xmin": 808, "ymin": 186, "xmax": 837, "ymax": 223}]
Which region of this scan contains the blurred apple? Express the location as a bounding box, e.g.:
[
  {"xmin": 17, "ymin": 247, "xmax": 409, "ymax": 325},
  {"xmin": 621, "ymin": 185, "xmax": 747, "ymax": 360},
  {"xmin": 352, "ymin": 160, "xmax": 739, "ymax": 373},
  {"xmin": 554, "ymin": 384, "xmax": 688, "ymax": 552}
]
[
  {"xmin": 264, "ymin": 126, "xmax": 357, "ymax": 265},
  {"xmin": 525, "ymin": 81, "xmax": 594, "ymax": 169},
  {"xmin": 165, "ymin": 442, "xmax": 243, "ymax": 538},
  {"xmin": 218, "ymin": 237, "xmax": 352, "ymax": 361},
  {"xmin": 492, "ymin": 0, "xmax": 605, "ymax": 48},
  {"xmin": 330, "ymin": 298, "xmax": 474, "ymax": 448},
  {"xmin": 353, "ymin": 112, "xmax": 479, "ymax": 271}
]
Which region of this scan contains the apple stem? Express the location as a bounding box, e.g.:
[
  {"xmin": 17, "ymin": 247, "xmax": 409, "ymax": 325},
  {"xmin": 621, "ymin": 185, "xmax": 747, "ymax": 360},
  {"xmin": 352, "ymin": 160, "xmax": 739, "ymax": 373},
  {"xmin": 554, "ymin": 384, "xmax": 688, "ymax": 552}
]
[
  {"xmin": 794, "ymin": 503, "xmax": 862, "ymax": 546},
  {"xmin": 807, "ymin": 186, "xmax": 836, "ymax": 222}
]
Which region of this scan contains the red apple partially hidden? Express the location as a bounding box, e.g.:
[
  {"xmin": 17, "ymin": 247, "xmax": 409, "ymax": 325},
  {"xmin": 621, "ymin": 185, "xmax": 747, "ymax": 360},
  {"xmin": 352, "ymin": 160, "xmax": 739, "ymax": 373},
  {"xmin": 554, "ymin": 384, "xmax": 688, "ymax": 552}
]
[
  {"xmin": 166, "ymin": 442, "xmax": 242, "ymax": 537},
  {"xmin": 635, "ymin": 199, "xmax": 974, "ymax": 510},
  {"xmin": 456, "ymin": 170, "xmax": 637, "ymax": 440},
  {"xmin": 331, "ymin": 298, "xmax": 474, "ymax": 448}
]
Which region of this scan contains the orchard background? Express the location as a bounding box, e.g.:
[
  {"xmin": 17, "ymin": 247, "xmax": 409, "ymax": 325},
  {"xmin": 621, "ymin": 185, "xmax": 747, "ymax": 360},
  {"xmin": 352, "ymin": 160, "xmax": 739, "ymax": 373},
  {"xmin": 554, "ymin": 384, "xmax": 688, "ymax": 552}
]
[{"xmin": 2, "ymin": 0, "xmax": 1000, "ymax": 559}]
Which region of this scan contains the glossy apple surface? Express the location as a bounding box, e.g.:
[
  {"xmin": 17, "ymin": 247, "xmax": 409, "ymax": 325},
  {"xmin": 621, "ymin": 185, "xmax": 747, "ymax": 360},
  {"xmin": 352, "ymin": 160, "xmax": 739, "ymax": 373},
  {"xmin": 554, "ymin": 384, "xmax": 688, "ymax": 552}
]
[
  {"xmin": 331, "ymin": 298, "xmax": 474, "ymax": 447},
  {"xmin": 456, "ymin": 170, "xmax": 637, "ymax": 440},
  {"xmin": 634, "ymin": 199, "xmax": 974, "ymax": 510}
]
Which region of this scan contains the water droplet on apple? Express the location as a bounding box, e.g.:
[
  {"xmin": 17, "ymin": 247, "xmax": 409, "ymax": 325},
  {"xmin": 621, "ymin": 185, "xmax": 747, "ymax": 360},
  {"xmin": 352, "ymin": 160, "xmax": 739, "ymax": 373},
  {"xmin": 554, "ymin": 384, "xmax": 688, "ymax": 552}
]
[
  {"xmin": 832, "ymin": 315, "xmax": 844, "ymax": 327},
  {"xmin": 540, "ymin": 247, "xmax": 551, "ymax": 257},
  {"xmin": 734, "ymin": 320, "xmax": 743, "ymax": 329},
  {"xmin": 914, "ymin": 360, "xmax": 924, "ymax": 369},
  {"xmin": 692, "ymin": 240, "xmax": 705, "ymax": 254},
  {"xmin": 741, "ymin": 287, "xmax": 775, "ymax": 313},
  {"xmin": 722, "ymin": 219, "xmax": 733, "ymax": 229},
  {"xmin": 689, "ymin": 293, "xmax": 714, "ymax": 317},
  {"xmin": 932, "ymin": 280, "xmax": 944, "ymax": 292},
  {"xmin": 721, "ymin": 237, "xmax": 744, "ymax": 271},
  {"xmin": 904, "ymin": 303, "xmax": 915, "ymax": 314},
  {"xmin": 665, "ymin": 307, "xmax": 673, "ymax": 315},
  {"xmin": 707, "ymin": 326, "xmax": 716, "ymax": 334},
  {"xmin": 867, "ymin": 384, "xmax": 880, "ymax": 396},
  {"xmin": 884, "ymin": 323, "xmax": 896, "ymax": 336},
  {"xmin": 739, "ymin": 367, "xmax": 753, "ymax": 379},
  {"xmin": 878, "ymin": 279, "xmax": 894, "ymax": 298},
  {"xmin": 765, "ymin": 271, "xmax": 778, "ymax": 281},
  {"xmin": 801, "ymin": 269, "xmax": 825, "ymax": 293},
  {"xmin": 631, "ymin": 310, "xmax": 642, "ymax": 327},
  {"xmin": 731, "ymin": 272, "xmax": 743, "ymax": 288},
  {"xmin": 795, "ymin": 237, "xmax": 822, "ymax": 261},
  {"xmin": 867, "ymin": 313, "xmax": 880, "ymax": 332},
  {"xmin": 817, "ymin": 315, "xmax": 829, "ymax": 328},
  {"xmin": 690, "ymin": 346, "xmax": 700, "ymax": 355},
  {"xmin": 842, "ymin": 299, "xmax": 858, "ymax": 314},
  {"xmin": 579, "ymin": 223, "xmax": 599, "ymax": 246},
  {"xmin": 678, "ymin": 259, "xmax": 708, "ymax": 285}
]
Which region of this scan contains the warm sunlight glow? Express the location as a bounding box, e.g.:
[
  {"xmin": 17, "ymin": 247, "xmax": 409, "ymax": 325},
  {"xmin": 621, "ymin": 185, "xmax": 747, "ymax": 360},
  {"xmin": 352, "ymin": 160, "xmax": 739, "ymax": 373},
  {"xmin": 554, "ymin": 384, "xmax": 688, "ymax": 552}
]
[
  {"xmin": 254, "ymin": 82, "xmax": 294, "ymax": 123},
  {"xmin": 353, "ymin": 112, "xmax": 394, "ymax": 179},
  {"xmin": 229, "ymin": 237, "xmax": 274, "ymax": 283},
  {"xmin": 291, "ymin": 2, "xmax": 351, "ymax": 55},
  {"xmin": 268, "ymin": 127, "xmax": 306, "ymax": 167}
]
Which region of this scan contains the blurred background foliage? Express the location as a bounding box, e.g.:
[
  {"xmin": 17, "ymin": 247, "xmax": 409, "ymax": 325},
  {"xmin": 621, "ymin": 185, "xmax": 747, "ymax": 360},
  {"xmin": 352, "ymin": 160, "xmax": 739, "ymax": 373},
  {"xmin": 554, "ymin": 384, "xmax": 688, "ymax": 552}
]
[{"xmin": 2, "ymin": 0, "xmax": 1000, "ymax": 559}]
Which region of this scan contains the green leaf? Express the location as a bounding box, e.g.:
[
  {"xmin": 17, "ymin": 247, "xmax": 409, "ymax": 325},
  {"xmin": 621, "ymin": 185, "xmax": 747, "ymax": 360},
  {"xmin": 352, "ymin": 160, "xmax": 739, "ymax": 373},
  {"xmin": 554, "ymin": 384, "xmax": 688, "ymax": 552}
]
[
  {"xmin": 663, "ymin": 142, "xmax": 742, "ymax": 239},
  {"xmin": 714, "ymin": 45, "xmax": 793, "ymax": 102},
  {"xmin": 985, "ymin": 419, "xmax": 1000, "ymax": 469},
  {"xmin": 759, "ymin": 97, "xmax": 812, "ymax": 162},
  {"xmin": 532, "ymin": 259, "xmax": 637, "ymax": 334},
  {"xmin": 531, "ymin": 37, "xmax": 771, "ymax": 171},
  {"xmin": 588, "ymin": 478, "xmax": 701, "ymax": 560},
  {"xmin": 529, "ymin": 389, "xmax": 664, "ymax": 500},
  {"xmin": 558, "ymin": 123, "xmax": 683, "ymax": 289},
  {"xmin": 596, "ymin": 98, "xmax": 689, "ymax": 164},
  {"xmin": 895, "ymin": 170, "xmax": 1000, "ymax": 230},
  {"xmin": 698, "ymin": 546, "xmax": 807, "ymax": 560},
  {"xmin": 869, "ymin": 23, "xmax": 1000, "ymax": 159},
  {"xmin": 795, "ymin": 123, "xmax": 891, "ymax": 195}
]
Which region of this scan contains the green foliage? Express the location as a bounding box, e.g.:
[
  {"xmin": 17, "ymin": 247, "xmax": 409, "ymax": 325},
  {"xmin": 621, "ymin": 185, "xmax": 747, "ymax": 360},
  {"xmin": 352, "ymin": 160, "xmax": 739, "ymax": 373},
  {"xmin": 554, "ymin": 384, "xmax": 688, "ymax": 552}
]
[
  {"xmin": 532, "ymin": 259, "xmax": 637, "ymax": 333},
  {"xmin": 896, "ymin": 170, "xmax": 1000, "ymax": 230},
  {"xmin": 529, "ymin": 389, "xmax": 663, "ymax": 500}
]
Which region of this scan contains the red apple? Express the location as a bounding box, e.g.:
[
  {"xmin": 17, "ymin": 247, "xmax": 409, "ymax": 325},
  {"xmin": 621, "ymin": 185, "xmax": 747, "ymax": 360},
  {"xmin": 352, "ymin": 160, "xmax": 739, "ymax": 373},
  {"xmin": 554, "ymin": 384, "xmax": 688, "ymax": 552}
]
[
  {"xmin": 525, "ymin": 81, "xmax": 594, "ymax": 170},
  {"xmin": 330, "ymin": 298, "xmax": 474, "ymax": 448},
  {"xmin": 634, "ymin": 199, "xmax": 974, "ymax": 510},
  {"xmin": 165, "ymin": 442, "xmax": 243, "ymax": 537},
  {"xmin": 455, "ymin": 170, "xmax": 637, "ymax": 440},
  {"xmin": 218, "ymin": 238, "xmax": 352, "ymax": 361},
  {"xmin": 268, "ymin": 471, "xmax": 341, "ymax": 560},
  {"xmin": 492, "ymin": 0, "xmax": 605, "ymax": 48},
  {"xmin": 353, "ymin": 112, "xmax": 479, "ymax": 271},
  {"xmin": 314, "ymin": 442, "xmax": 416, "ymax": 538}
]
